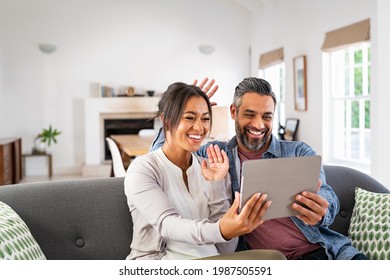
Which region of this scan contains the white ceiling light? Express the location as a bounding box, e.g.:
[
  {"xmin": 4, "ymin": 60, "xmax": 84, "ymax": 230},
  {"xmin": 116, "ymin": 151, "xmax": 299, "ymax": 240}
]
[
  {"xmin": 198, "ymin": 44, "xmax": 215, "ymax": 55},
  {"xmin": 39, "ymin": 44, "xmax": 57, "ymax": 54}
]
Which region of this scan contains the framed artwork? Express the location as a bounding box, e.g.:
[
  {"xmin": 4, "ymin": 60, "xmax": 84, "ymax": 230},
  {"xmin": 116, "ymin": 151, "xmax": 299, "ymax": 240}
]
[
  {"xmin": 293, "ymin": 55, "xmax": 307, "ymax": 111},
  {"xmin": 283, "ymin": 118, "xmax": 299, "ymax": 141}
]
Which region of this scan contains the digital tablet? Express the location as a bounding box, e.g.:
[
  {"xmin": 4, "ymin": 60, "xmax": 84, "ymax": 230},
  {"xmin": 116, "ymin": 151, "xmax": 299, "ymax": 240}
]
[{"xmin": 239, "ymin": 155, "xmax": 322, "ymax": 220}]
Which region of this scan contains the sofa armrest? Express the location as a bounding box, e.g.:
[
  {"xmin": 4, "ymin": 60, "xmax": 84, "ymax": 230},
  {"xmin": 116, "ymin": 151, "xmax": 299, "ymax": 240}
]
[{"xmin": 324, "ymin": 165, "xmax": 389, "ymax": 236}]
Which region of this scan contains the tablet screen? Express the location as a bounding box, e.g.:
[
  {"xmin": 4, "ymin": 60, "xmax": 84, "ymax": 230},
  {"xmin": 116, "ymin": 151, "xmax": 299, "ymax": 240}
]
[{"xmin": 239, "ymin": 155, "xmax": 322, "ymax": 220}]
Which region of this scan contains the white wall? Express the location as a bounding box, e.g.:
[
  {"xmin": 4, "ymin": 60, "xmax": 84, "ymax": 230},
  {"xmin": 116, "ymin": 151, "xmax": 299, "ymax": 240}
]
[
  {"xmin": 250, "ymin": 0, "xmax": 390, "ymax": 187},
  {"xmin": 251, "ymin": 0, "xmax": 375, "ymax": 153},
  {"xmin": 371, "ymin": 0, "xmax": 390, "ymax": 186},
  {"xmin": 0, "ymin": 0, "xmax": 251, "ymax": 174},
  {"xmin": 1, "ymin": 0, "xmax": 389, "ymax": 187},
  {"xmin": 0, "ymin": 11, "xmax": 4, "ymax": 131}
]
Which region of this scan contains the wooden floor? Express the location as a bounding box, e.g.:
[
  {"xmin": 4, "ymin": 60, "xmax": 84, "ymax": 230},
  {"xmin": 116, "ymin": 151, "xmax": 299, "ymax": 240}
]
[{"xmin": 19, "ymin": 164, "xmax": 113, "ymax": 184}]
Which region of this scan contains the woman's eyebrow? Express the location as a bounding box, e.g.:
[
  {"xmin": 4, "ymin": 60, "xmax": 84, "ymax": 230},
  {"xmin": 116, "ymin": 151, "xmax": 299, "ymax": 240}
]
[{"xmin": 183, "ymin": 111, "xmax": 210, "ymax": 115}]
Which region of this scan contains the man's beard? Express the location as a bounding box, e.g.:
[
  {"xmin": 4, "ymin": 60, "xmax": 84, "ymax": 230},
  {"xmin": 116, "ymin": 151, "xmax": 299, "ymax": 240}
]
[{"xmin": 235, "ymin": 121, "xmax": 270, "ymax": 152}]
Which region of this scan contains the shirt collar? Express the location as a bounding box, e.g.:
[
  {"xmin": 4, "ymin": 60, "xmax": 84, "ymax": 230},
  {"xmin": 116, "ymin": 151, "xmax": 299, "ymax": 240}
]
[{"xmin": 265, "ymin": 135, "xmax": 282, "ymax": 158}]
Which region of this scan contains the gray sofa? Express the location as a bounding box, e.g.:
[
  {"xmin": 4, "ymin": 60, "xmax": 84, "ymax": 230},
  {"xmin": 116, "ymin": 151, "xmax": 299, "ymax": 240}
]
[{"xmin": 0, "ymin": 165, "xmax": 388, "ymax": 260}]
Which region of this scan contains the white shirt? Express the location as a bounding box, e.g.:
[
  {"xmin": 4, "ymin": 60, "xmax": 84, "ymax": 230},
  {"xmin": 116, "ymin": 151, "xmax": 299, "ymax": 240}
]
[{"xmin": 124, "ymin": 148, "xmax": 237, "ymax": 259}]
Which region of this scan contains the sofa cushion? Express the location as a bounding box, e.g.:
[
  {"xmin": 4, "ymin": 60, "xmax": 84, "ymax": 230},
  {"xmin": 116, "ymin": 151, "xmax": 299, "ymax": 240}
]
[
  {"xmin": 325, "ymin": 165, "xmax": 390, "ymax": 236},
  {"xmin": 0, "ymin": 201, "xmax": 46, "ymax": 260},
  {"xmin": 348, "ymin": 187, "xmax": 390, "ymax": 260},
  {"xmin": 0, "ymin": 177, "xmax": 133, "ymax": 260}
]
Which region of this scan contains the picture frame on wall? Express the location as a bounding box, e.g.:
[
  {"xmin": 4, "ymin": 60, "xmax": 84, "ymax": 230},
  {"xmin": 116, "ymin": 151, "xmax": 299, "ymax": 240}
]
[
  {"xmin": 283, "ymin": 118, "xmax": 299, "ymax": 141},
  {"xmin": 293, "ymin": 55, "xmax": 307, "ymax": 111}
]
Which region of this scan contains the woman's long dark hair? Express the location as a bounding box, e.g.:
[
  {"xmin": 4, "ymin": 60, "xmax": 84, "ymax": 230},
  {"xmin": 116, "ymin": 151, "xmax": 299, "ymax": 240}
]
[{"xmin": 158, "ymin": 82, "xmax": 212, "ymax": 134}]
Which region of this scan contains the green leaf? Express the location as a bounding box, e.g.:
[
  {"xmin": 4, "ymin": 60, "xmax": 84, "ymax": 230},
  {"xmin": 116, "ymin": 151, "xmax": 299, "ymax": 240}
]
[{"xmin": 38, "ymin": 125, "xmax": 62, "ymax": 147}]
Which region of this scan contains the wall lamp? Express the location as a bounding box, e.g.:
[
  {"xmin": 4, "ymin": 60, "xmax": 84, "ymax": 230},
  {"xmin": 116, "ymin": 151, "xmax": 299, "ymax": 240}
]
[
  {"xmin": 39, "ymin": 44, "xmax": 57, "ymax": 54},
  {"xmin": 198, "ymin": 44, "xmax": 215, "ymax": 55}
]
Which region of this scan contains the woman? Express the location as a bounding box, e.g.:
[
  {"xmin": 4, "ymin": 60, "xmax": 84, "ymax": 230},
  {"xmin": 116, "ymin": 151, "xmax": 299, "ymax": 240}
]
[{"xmin": 124, "ymin": 82, "xmax": 269, "ymax": 260}]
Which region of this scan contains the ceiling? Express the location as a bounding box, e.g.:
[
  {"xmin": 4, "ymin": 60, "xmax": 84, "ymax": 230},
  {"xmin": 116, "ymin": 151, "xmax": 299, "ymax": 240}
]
[{"xmin": 232, "ymin": 0, "xmax": 278, "ymax": 14}]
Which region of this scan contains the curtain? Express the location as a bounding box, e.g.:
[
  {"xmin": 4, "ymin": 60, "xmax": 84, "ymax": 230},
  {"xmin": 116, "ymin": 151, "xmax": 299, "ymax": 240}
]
[
  {"xmin": 259, "ymin": 47, "xmax": 284, "ymax": 69},
  {"xmin": 321, "ymin": 18, "xmax": 370, "ymax": 52}
]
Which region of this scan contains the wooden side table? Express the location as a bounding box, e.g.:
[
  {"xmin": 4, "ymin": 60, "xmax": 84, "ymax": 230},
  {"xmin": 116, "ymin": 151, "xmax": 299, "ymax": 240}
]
[{"xmin": 22, "ymin": 153, "xmax": 52, "ymax": 177}]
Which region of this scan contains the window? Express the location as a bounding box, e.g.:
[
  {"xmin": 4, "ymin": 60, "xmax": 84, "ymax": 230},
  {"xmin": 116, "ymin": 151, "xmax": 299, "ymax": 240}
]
[
  {"xmin": 259, "ymin": 63, "xmax": 286, "ymax": 135},
  {"xmin": 327, "ymin": 43, "xmax": 371, "ymax": 170},
  {"xmin": 258, "ymin": 47, "xmax": 285, "ymax": 136},
  {"xmin": 322, "ymin": 19, "xmax": 371, "ymax": 172}
]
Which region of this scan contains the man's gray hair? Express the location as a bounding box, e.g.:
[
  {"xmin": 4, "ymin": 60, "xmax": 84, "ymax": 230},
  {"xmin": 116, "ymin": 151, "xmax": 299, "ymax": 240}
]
[{"xmin": 233, "ymin": 77, "xmax": 277, "ymax": 109}]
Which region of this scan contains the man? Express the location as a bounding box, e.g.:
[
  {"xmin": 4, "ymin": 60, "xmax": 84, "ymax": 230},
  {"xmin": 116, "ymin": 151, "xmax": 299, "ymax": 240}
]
[{"xmin": 151, "ymin": 77, "xmax": 367, "ymax": 260}]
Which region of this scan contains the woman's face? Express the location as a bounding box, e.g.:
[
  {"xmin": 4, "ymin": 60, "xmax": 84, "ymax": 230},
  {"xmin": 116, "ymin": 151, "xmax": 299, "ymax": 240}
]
[{"xmin": 170, "ymin": 96, "xmax": 211, "ymax": 153}]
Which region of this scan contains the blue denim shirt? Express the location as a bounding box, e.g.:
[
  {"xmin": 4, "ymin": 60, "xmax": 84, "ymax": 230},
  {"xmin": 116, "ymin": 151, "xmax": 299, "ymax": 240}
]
[{"xmin": 151, "ymin": 129, "xmax": 361, "ymax": 259}]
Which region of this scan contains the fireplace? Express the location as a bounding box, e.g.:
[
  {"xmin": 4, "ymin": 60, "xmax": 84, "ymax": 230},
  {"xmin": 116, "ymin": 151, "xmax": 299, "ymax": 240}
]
[
  {"xmin": 84, "ymin": 97, "xmax": 160, "ymax": 170},
  {"xmin": 83, "ymin": 97, "xmax": 230, "ymax": 177},
  {"xmin": 104, "ymin": 118, "xmax": 154, "ymax": 160}
]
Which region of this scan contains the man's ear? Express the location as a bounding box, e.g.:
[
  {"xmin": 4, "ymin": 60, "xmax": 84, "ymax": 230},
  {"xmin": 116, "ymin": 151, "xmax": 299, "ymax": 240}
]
[{"xmin": 230, "ymin": 104, "xmax": 237, "ymax": 120}]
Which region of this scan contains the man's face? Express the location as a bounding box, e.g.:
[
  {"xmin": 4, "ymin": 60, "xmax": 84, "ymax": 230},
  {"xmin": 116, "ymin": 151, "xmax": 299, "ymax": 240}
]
[{"xmin": 230, "ymin": 92, "xmax": 275, "ymax": 153}]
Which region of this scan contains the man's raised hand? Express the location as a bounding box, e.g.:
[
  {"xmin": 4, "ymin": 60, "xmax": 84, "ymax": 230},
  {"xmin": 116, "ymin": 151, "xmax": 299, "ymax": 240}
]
[{"xmin": 193, "ymin": 77, "xmax": 218, "ymax": 106}]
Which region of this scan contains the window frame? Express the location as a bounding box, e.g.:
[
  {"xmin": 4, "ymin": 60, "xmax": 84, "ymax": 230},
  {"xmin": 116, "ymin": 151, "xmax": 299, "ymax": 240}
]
[
  {"xmin": 259, "ymin": 62, "xmax": 286, "ymax": 136},
  {"xmin": 324, "ymin": 42, "xmax": 371, "ymax": 172}
]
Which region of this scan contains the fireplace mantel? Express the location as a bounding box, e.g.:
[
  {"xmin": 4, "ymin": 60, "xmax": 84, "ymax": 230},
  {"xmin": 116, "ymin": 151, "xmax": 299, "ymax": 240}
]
[{"xmin": 84, "ymin": 97, "xmax": 159, "ymax": 167}]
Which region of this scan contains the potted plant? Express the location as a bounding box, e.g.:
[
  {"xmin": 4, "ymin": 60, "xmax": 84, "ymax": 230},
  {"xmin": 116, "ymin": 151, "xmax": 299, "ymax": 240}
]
[{"xmin": 32, "ymin": 125, "xmax": 62, "ymax": 155}]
